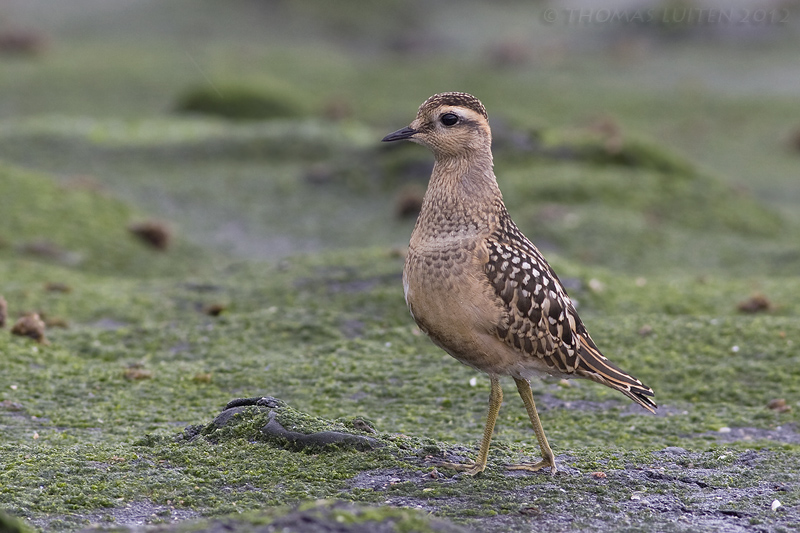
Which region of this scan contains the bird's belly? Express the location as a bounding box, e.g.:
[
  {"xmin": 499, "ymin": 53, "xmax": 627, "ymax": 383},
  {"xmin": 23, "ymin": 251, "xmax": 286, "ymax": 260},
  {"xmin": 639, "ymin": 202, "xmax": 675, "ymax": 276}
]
[{"xmin": 404, "ymin": 243, "xmax": 520, "ymax": 375}]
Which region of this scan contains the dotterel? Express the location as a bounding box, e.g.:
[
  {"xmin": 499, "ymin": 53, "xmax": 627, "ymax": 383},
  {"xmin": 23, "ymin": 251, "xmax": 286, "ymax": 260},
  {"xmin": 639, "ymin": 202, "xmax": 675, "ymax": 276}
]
[{"xmin": 383, "ymin": 92, "xmax": 656, "ymax": 475}]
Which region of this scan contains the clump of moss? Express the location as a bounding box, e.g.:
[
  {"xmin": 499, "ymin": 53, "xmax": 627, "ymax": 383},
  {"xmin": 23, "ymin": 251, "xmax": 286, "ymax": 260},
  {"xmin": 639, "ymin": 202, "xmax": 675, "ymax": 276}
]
[
  {"xmin": 127, "ymin": 220, "xmax": 172, "ymax": 251},
  {"xmin": 10, "ymin": 312, "xmax": 47, "ymax": 344},
  {"xmin": 175, "ymin": 84, "xmax": 307, "ymax": 121},
  {"xmin": 495, "ymin": 124, "xmax": 784, "ymax": 241},
  {"xmin": 0, "ymin": 161, "xmax": 210, "ymax": 277},
  {"xmin": 534, "ymin": 124, "xmax": 696, "ymax": 176},
  {"xmin": 193, "ymin": 399, "xmax": 385, "ymax": 453}
]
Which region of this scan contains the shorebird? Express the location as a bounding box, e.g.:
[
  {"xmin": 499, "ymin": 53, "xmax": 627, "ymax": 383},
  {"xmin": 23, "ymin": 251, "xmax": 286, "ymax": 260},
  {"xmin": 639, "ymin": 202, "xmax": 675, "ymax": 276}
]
[{"xmin": 382, "ymin": 92, "xmax": 656, "ymax": 475}]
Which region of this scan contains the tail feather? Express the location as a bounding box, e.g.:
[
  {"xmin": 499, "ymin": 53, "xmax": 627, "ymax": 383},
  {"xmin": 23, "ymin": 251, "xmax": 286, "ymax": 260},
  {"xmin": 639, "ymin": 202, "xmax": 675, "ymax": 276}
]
[{"xmin": 577, "ymin": 340, "xmax": 657, "ymax": 414}]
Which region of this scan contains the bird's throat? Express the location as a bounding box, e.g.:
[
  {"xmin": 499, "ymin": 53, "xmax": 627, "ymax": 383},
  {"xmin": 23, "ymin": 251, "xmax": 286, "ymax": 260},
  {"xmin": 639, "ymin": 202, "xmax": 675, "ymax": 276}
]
[{"xmin": 413, "ymin": 156, "xmax": 503, "ymax": 242}]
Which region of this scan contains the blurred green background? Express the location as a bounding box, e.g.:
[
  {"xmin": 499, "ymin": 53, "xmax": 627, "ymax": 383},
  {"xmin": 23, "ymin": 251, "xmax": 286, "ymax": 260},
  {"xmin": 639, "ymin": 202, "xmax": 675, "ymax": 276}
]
[
  {"xmin": 1, "ymin": 1, "xmax": 800, "ymax": 532},
  {"xmin": 1, "ymin": 0, "xmax": 799, "ymax": 274}
]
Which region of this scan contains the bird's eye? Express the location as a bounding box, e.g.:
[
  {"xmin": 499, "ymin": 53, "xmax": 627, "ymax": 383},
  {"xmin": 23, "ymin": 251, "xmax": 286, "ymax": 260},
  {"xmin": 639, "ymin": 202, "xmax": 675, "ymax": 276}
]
[{"xmin": 440, "ymin": 113, "xmax": 459, "ymax": 126}]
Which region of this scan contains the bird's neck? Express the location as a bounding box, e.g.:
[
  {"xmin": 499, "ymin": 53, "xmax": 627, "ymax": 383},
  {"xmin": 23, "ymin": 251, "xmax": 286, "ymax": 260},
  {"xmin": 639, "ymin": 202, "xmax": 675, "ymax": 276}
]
[{"xmin": 412, "ymin": 151, "xmax": 504, "ymax": 241}]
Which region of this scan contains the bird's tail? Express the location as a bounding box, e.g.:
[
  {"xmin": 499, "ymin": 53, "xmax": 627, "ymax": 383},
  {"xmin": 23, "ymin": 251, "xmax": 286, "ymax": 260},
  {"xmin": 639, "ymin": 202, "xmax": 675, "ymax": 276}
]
[{"xmin": 576, "ymin": 339, "xmax": 656, "ymax": 413}]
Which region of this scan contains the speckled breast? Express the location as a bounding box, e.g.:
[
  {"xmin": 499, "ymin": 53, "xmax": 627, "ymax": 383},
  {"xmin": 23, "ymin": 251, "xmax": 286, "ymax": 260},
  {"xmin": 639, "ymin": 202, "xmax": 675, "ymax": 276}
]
[{"xmin": 402, "ymin": 237, "xmax": 507, "ymax": 372}]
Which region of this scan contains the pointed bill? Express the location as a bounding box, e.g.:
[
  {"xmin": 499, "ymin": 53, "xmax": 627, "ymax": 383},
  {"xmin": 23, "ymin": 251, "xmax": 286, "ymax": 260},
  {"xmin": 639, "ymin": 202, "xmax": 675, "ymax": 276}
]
[{"xmin": 381, "ymin": 126, "xmax": 417, "ymax": 142}]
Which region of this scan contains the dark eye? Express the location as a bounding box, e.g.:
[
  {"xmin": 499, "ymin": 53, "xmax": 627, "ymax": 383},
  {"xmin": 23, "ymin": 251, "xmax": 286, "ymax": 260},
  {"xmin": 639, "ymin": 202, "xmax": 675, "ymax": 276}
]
[{"xmin": 440, "ymin": 113, "xmax": 459, "ymax": 126}]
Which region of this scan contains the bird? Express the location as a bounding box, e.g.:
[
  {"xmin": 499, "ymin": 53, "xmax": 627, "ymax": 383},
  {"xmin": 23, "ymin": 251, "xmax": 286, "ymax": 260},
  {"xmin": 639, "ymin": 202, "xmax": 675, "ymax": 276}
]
[{"xmin": 382, "ymin": 92, "xmax": 656, "ymax": 476}]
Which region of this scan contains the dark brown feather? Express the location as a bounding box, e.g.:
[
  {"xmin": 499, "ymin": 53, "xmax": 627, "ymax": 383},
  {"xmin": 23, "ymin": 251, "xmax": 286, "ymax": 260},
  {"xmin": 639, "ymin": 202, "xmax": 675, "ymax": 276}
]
[{"xmin": 485, "ymin": 206, "xmax": 656, "ymax": 412}]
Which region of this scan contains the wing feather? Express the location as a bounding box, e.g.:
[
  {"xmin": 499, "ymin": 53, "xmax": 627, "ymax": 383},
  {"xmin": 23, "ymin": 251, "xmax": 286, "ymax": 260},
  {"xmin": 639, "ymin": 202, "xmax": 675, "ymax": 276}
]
[{"xmin": 484, "ymin": 206, "xmax": 656, "ymax": 412}]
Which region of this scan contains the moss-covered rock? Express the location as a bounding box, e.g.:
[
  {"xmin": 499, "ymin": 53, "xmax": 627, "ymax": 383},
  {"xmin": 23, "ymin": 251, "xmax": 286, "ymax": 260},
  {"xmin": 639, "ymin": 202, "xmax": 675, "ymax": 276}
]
[
  {"xmin": 174, "ymin": 85, "xmax": 307, "ymax": 121},
  {"xmin": 0, "ymin": 161, "xmax": 209, "ymax": 277},
  {"xmin": 497, "ymin": 126, "xmax": 784, "ymax": 238},
  {"xmin": 195, "ymin": 397, "xmax": 384, "ymax": 452}
]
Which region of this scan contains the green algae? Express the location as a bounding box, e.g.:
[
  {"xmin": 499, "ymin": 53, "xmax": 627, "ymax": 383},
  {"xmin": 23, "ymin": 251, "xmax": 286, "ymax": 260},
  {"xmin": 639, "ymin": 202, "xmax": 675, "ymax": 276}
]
[
  {"xmin": 0, "ymin": 161, "xmax": 211, "ymax": 278},
  {"xmin": 0, "ymin": 91, "xmax": 796, "ymax": 274},
  {"xmin": 174, "ymin": 84, "xmax": 309, "ymax": 121},
  {"xmin": 1, "ymin": 3, "xmax": 799, "ymax": 531},
  {"xmin": 2, "ymin": 244, "xmax": 799, "ymax": 530}
]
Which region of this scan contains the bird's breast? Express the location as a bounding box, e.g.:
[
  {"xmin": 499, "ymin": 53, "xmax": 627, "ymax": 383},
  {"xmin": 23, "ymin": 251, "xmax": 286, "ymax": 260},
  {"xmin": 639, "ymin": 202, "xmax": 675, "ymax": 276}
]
[{"xmin": 403, "ymin": 236, "xmax": 517, "ymax": 373}]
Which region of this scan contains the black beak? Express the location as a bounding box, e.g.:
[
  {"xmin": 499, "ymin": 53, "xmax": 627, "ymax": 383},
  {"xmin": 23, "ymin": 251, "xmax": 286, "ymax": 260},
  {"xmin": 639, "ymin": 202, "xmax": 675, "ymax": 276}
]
[{"xmin": 381, "ymin": 126, "xmax": 417, "ymax": 142}]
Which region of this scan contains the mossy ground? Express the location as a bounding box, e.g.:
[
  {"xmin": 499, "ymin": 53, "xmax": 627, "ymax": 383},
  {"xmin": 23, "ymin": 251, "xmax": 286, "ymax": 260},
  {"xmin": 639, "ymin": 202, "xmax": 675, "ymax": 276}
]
[{"xmin": 1, "ymin": 1, "xmax": 799, "ymax": 532}]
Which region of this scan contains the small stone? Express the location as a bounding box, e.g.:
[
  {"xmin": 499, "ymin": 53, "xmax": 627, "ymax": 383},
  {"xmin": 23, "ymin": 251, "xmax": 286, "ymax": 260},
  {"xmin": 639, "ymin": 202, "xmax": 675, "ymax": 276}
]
[
  {"xmin": 767, "ymin": 399, "xmax": 791, "ymax": 413},
  {"xmin": 351, "ymin": 419, "xmax": 375, "ymax": 434},
  {"xmin": 718, "ymin": 426, "xmax": 732, "ymax": 434},
  {"xmin": 202, "ymin": 303, "xmax": 226, "ymax": 317},
  {"xmin": 662, "ymin": 446, "xmax": 688, "ymax": 455},
  {"xmin": 469, "ymin": 377, "xmax": 477, "ymax": 387},
  {"xmin": 128, "ymin": 220, "xmax": 172, "ymax": 251},
  {"xmin": 737, "ymin": 293, "xmax": 772, "ymax": 313},
  {"xmin": 771, "ymin": 499, "xmax": 782, "ymax": 511},
  {"xmin": 591, "ymin": 471, "xmax": 607, "ymax": 479},
  {"xmin": 10, "ymin": 313, "xmax": 47, "ymax": 344},
  {"xmin": 424, "ymin": 468, "xmax": 442, "ymax": 479}
]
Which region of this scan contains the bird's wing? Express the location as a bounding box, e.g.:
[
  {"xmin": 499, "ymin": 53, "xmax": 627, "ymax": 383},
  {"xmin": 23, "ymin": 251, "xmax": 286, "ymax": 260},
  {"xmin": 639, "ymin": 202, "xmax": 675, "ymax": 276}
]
[
  {"xmin": 484, "ymin": 228, "xmax": 582, "ymax": 374},
  {"xmin": 483, "ymin": 216, "xmax": 656, "ymax": 412}
]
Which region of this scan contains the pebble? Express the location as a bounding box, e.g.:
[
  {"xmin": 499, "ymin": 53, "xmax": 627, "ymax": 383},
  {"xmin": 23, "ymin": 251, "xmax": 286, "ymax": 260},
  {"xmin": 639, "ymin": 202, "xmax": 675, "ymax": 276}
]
[{"xmin": 662, "ymin": 446, "xmax": 688, "ymax": 455}]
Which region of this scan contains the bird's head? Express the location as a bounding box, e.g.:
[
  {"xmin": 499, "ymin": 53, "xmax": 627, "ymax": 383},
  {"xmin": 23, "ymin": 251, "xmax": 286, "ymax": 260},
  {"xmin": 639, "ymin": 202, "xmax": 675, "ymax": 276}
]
[{"xmin": 382, "ymin": 92, "xmax": 492, "ymax": 160}]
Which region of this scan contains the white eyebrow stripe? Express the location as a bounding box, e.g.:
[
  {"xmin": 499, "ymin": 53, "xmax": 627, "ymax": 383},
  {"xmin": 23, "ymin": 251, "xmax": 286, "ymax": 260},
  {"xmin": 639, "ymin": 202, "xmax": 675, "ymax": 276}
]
[{"xmin": 438, "ymin": 106, "xmax": 486, "ymax": 124}]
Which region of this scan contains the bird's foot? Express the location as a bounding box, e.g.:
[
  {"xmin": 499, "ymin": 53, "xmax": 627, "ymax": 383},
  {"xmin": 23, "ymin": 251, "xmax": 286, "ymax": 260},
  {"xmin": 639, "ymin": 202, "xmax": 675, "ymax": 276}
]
[
  {"xmin": 436, "ymin": 460, "xmax": 487, "ymax": 476},
  {"xmin": 506, "ymin": 457, "xmax": 557, "ymax": 476}
]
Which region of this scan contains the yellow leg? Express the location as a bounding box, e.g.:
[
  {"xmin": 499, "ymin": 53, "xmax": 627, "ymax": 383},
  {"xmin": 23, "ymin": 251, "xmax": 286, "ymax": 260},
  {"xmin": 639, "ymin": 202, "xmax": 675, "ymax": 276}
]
[
  {"xmin": 507, "ymin": 377, "xmax": 557, "ymax": 475},
  {"xmin": 440, "ymin": 376, "xmax": 502, "ymax": 476}
]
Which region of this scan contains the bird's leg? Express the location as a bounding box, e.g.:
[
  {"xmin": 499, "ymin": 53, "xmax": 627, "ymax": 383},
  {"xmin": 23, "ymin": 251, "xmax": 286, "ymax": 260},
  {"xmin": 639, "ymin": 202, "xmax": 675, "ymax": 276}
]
[
  {"xmin": 507, "ymin": 377, "xmax": 557, "ymax": 475},
  {"xmin": 439, "ymin": 376, "xmax": 502, "ymax": 476}
]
